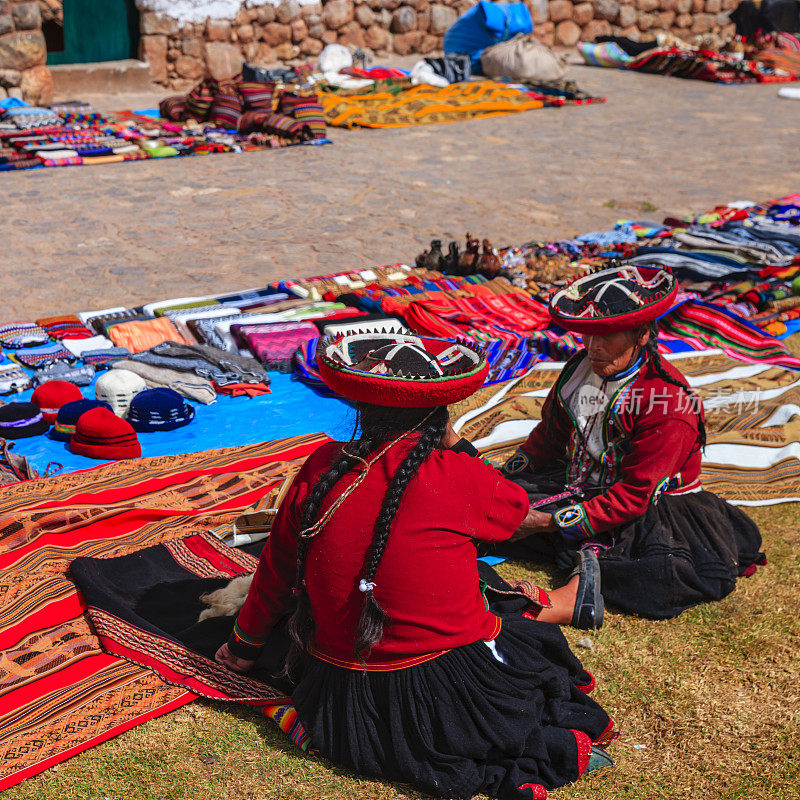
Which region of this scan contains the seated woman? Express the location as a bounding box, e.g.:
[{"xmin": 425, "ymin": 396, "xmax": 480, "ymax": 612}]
[
  {"xmin": 499, "ymin": 265, "xmax": 764, "ymax": 620},
  {"xmin": 216, "ymin": 332, "xmax": 615, "ymax": 800}
]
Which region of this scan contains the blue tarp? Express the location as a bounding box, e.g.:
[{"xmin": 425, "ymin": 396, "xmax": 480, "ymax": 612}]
[
  {"xmin": 7, "ymin": 372, "xmax": 351, "ymax": 475},
  {"xmin": 443, "ymin": 0, "xmax": 533, "ymax": 72}
]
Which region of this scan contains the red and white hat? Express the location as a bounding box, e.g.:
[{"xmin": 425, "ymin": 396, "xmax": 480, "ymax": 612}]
[
  {"xmin": 69, "ymin": 407, "xmax": 142, "ymax": 460},
  {"xmin": 318, "ymin": 332, "xmax": 489, "ymax": 407},
  {"xmin": 549, "ymin": 264, "xmax": 678, "ymax": 335},
  {"xmin": 31, "ymin": 380, "xmax": 83, "ymax": 423}
]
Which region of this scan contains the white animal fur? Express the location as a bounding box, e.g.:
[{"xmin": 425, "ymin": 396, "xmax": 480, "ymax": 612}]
[{"xmin": 198, "ymin": 574, "xmax": 253, "ymax": 622}]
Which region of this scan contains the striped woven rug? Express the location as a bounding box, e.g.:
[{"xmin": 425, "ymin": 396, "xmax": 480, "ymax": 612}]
[
  {"xmin": 451, "ymin": 349, "xmax": 800, "ymax": 506},
  {"xmin": 0, "ymin": 433, "xmax": 325, "ymax": 792}
]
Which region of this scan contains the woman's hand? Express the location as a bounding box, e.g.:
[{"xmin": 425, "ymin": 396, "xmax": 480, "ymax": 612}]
[
  {"xmin": 509, "ymin": 508, "xmax": 557, "ymax": 541},
  {"xmin": 215, "ymin": 642, "xmax": 255, "ymax": 673}
]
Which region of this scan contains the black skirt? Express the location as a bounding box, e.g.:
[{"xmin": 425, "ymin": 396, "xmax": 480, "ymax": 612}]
[
  {"xmin": 501, "ymin": 466, "xmax": 765, "ymax": 620},
  {"xmin": 292, "ymin": 565, "xmax": 612, "ymax": 800}
]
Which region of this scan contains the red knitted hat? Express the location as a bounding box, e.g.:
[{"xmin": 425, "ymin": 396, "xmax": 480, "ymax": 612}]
[
  {"xmin": 549, "ymin": 264, "xmax": 678, "ymax": 335},
  {"xmin": 69, "ymin": 407, "xmax": 142, "ymax": 460},
  {"xmin": 31, "ymin": 380, "xmax": 83, "ymax": 423},
  {"xmin": 318, "ymin": 332, "xmax": 489, "ymax": 407}
]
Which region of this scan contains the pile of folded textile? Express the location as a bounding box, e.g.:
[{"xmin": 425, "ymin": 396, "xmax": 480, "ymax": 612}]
[
  {"xmin": 577, "ymin": 32, "xmax": 800, "ymax": 82},
  {"xmin": 0, "ymin": 85, "xmax": 327, "ymax": 174},
  {"xmin": 158, "ymin": 64, "xmax": 327, "ymax": 141}
]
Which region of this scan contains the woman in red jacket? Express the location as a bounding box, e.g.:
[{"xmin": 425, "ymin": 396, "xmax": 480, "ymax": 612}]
[
  {"xmin": 499, "ymin": 265, "xmax": 764, "ymax": 619},
  {"xmin": 216, "ymin": 332, "xmax": 614, "ymax": 800}
]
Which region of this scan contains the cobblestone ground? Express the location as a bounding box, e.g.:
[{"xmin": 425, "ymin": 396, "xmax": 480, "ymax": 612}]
[{"xmin": 3, "ymin": 63, "xmax": 799, "ymax": 320}]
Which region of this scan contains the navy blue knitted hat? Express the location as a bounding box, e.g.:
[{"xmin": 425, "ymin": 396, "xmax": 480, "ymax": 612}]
[
  {"xmin": 51, "ymin": 399, "xmax": 112, "ymax": 442},
  {"xmin": 126, "ymin": 388, "xmax": 195, "ymax": 433}
]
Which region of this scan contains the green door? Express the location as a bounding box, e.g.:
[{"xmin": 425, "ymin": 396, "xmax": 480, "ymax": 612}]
[{"xmin": 46, "ymin": 0, "xmax": 139, "ymax": 65}]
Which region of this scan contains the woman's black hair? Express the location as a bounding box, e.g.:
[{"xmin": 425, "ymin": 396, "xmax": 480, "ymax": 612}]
[
  {"xmin": 284, "ymin": 403, "xmax": 448, "ymax": 676},
  {"xmin": 642, "ymin": 321, "xmax": 706, "ymax": 451}
]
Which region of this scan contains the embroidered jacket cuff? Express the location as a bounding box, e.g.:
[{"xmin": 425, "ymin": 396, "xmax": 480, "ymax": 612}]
[
  {"xmin": 553, "ymin": 503, "xmax": 595, "ymax": 545},
  {"xmin": 502, "ymin": 448, "xmax": 533, "ymax": 477},
  {"xmin": 227, "ymin": 621, "xmax": 266, "ymax": 660}
]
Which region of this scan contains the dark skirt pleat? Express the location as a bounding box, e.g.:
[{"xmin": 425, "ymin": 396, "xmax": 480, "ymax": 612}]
[
  {"xmin": 597, "ymin": 490, "xmax": 762, "ymax": 618},
  {"xmin": 292, "ymin": 577, "xmax": 611, "ymax": 800},
  {"xmin": 503, "ymin": 467, "xmax": 764, "ymax": 620}
]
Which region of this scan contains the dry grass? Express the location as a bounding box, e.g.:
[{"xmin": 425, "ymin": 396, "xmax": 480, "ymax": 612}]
[{"xmin": 6, "ymin": 504, "xmax": 799, "ymax": 800}]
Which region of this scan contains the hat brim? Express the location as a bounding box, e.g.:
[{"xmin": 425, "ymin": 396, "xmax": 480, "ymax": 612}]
[
  {"xmin": 549, "ymin": 267, "xmax": 678, "ymax": 335},
  {"xmin": 319, "ymin": 335, "xmax": 489, "ymax": 407},
  {"xmin": 0, "ymin": 418, "xmax": 50, "ymax": 439},
  {"xmin": 69, "ymin": 440, "xmax": 142, "ymax": 460}
]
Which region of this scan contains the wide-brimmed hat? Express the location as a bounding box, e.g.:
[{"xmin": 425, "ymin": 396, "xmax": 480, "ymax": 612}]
[
  {"xmin": 318, "ymin": 332, "xmax": 488, "ymax": 407},
  {"xmin": 549, "ymin": 265, "xmax": 677, "ymax": 335}
]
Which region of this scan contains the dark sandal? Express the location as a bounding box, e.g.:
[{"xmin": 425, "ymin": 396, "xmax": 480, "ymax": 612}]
[{"xmin": 569, "ymin": 549, "xmax": 604, "ymax": 630}]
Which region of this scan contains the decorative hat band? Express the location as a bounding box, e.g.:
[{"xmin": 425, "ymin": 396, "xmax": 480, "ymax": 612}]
[{"xmin": 0, "ymin": 412, "xmax": 43, "ymax": 428}]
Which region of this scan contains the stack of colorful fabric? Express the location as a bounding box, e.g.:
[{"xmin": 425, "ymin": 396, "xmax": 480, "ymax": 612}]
[
  {"xmin": 626, "ymin": 46, "xmax": 797, "ymax": 83},
  {"xmin": 159, "ymin": 74, "xmax": 327, "ymax": 141}
]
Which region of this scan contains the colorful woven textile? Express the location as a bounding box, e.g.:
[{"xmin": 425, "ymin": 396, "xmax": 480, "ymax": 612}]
[
  {"xmin": 158, "ymin": 95, "xmax": 186, "ymax": 121},
  {"xmin": 0, "ymin": 322, "xmax": 50, "ymax": 349},
  {"xmin": 184, "ymin": 78, "xmax": 218, "ymax": 122},
  {"xmin": 320, "ymin": 81, "xmax": 549, "ymax": 128},
  {"xmin": 236, "ymin": 321, "xmax": 321, "ymax": 371},
  {"xmin": 237, "ymin": 81, "xmax": 276, "ymax": 111},
  {"xmin": 577, "ymin": 41, "xmax": 633, "ymax": 67},
  {"xmin": 209, "ymin": 80, "xmax": 244, "ymax": 129},
  {"xmin": 626, "ymin": 47, "xmax": 796, "ymax": 83},
  {"xmin": 659, "ymin": 300, "xmax": 800, "ymax": 371},
  {"xmin": 450, "ymin": 351, "xmax": 800, "ymax": 505},
  {"xmin": 238, "ymin": 110, "xmax": 311, "ymax": 139},
  {"xmin": 35, "ymin": 314, "xmax": 94, "ymax": 340},
  {"xmin": 11, "ymin": 341, "xmax": 76, "ymax": 369},
  {"xmin": 107, "ymin": 317, "xmax": 189, "ymax": 354},
  {"xmin": 277, "ymin": 93, "xmax": 327, "ymax": 139},
  {"xmin": 755, "ymin": 47, "xmax": 800, "ymax": 77},
  {"xmin": 0, "ymin": 434, "xmax": 325, "ymax": 791}
]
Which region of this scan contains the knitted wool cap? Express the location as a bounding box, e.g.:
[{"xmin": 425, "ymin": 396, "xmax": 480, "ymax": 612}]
[
  {"xmin": 70, "ymin": 407, "xmax": 142, "ymax": 460},
  {"xmin": 0, "ymin": 402, "xmax": 50, "ymax": 439},
  {"xmin": 51, "ymin": 399, "xmax": 112, "ymax": 442},
  {"xmin": 95, "ymin": 369, "xmax": 147, "ymax": 417},
  {"xmin": 126, "ymin": 388, "xmax": 195, "ymax": 432},
  {"xmin": 31, "ymin": 380, "xmax": 83, "ymax": 423}
]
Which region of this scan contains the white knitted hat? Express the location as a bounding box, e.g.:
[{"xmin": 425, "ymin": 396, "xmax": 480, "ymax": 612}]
[{"xmin": 95, "ymin": 369, "xmax": 147, "ymax": 417}]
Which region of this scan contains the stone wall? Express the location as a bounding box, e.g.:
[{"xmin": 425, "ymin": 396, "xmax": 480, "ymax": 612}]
[
  {"xmin": 140, "ymin": 0, "xmax": 737, "ymax": 88},
  {"xmin": 532, "ymin": 0, "xmax": 737, "ymax": 49},
  {"xmin": 0, "ymin": 0, "xmax": 52, "ymax": 103},
  {"xmin": 139, "ymin": 0, "xmax": 468, "ymax": 87}
]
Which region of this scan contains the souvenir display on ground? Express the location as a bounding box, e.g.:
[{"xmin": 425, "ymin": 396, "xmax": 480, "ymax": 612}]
[
  {"xmin": 0, "ymin": 193, "xmax": 799, "ymax": 486},
  {"xmin": 2, "ymin": 191, "xmax": 800, "ymax": 792}
]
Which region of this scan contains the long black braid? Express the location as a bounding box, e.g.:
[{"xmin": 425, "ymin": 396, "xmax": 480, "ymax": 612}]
[
  {"xmin": 283, "ymin": 433, "xmax": 376, "ymax": 678},
  {"xmin": 283, "ymin": 403, "xmax": 448, "ymax": 676},
  {"xmin": 353, "ymin": 406, "xmax": 448, "ymax": 662},
  {"xmin": 643, "ymin": 321, "xmax": 706, "ymax": 451}
]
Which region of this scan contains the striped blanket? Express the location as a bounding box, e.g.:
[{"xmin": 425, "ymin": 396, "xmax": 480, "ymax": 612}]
[
  {"xmin": 320, "ymin": 81, "xmax": 549, "ymax": 129},
  {"xmin": 451, "ymin": 349, "xmax": 800, "ymax": 506},
  {"xmin": 0, "ymin": 434, "xmax": 325, "ymax": 791}
]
